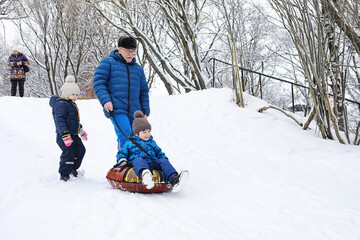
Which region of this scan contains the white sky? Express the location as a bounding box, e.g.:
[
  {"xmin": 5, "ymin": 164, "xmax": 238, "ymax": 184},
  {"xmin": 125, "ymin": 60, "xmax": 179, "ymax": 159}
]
[{"xmin": 1, "ymin": 20, "xmax": 19, "ymax": 48}]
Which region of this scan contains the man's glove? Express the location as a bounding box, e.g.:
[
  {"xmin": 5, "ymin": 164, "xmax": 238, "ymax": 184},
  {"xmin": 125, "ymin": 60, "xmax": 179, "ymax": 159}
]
[
  {"xmin": 62, "ymin": 132, "xmax": 73, "ymax": 147},
  {"xmin": 117, "ymin": 158, "xmax": 128, "ymax": 167},
  {"xmin": 79, "ymin": 128, "xmax": 88, "ymax": 141}
]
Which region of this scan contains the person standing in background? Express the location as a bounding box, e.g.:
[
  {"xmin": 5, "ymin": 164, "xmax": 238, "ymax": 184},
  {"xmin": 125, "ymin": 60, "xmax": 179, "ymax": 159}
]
[{"xmin": 8, "ymin": 46, "xmax": 30, "ymax": 97}]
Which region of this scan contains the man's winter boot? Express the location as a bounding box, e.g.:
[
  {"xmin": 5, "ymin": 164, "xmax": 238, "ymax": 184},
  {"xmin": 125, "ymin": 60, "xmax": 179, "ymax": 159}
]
[
  {"xmin": 60, "ymin": 174, "xmax": 70, "ymax": 182},
  {"xmin": 170, "ymin": 170, "xmax": 189, "ymax": 192},
  {"xmin": 142, "ymin": 169, "xmax": 154, "ymax": 189}
]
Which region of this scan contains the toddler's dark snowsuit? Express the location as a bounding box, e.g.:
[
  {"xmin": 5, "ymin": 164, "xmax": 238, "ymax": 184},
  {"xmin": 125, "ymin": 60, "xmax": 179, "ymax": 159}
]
[{"xmin": 49, "ymin": 95, "xmax": 86, "ymax": 177}]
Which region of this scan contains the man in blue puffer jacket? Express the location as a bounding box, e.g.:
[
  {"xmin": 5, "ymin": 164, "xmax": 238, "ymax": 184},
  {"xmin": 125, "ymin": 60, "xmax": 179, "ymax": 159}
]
[{"xmin": 93, "ymin": 35, "xmax": 150, "ymax": 150}]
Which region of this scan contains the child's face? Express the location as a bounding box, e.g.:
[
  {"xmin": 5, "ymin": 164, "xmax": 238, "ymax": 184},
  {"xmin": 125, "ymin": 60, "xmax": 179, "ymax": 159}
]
[
  {"xmin": 137, "ymin": 129, "xmax": 151, "ymax": 141},
  {"xmin": 68, "ymin": 94, "xmax": 78, "ymax": 102}
]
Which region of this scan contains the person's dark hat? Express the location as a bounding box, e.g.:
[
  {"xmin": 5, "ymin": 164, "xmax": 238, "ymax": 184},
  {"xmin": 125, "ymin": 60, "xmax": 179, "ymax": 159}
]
[
  {"xmin": 132, "ymin": 111, "xmax": 151, "ymax": 135},
  {"xmin": 118, "ymin": 35, "xmax": 137, "ymax": 50}
]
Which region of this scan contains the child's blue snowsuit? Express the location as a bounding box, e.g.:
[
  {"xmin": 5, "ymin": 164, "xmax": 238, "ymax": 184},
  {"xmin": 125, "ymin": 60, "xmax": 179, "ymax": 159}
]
[
  {"xmin": 49, "ymin": 96, "xmax": 86, "ymax": 176},
  {"xmin": 116, "ymin": 135, "xmax": 177, "ymax": 181}
]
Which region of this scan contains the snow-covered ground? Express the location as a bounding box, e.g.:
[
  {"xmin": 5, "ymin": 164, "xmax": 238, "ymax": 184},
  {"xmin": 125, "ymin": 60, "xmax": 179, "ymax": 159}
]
[{"xmin": 0, "ymin": 88, "xmax": 359, "ymax": 240}]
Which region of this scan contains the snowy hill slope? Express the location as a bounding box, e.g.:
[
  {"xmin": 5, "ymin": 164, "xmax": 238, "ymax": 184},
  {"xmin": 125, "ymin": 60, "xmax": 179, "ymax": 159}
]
[{"xmin": 0, "ymin": 88, "xmax": 359, "ymax": 240}]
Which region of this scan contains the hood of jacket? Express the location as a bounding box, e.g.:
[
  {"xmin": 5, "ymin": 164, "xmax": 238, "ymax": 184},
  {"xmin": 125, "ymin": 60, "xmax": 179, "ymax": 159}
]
[{"xmin": 49, "ymin": 95, "xmax": 62, "ymax": 108}]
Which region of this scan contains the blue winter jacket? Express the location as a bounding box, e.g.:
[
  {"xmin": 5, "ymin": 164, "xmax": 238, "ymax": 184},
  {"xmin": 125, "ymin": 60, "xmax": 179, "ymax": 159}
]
[
  {"xmin": 116, "ymin": 135, "xmax": 167, "ymax": 164},
  {"xmin": 93, "ymin": 50, "xmax": 150, "ymax": 119},
  {"xmin": 49, "ymin": 95, "xmax": 82, "ymax": 135}
]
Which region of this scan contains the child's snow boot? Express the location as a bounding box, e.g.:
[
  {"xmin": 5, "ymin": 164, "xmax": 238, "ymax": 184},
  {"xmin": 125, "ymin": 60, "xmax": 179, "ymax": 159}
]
[
  {"xmin": 142, "ymin": 169, "xmax": 154, "ymax": 189},
  {"xmin": 170, "ymin": 170, "xmax": 189, "ymax": 192},
  {"xmin": 71, "ymin": 169, "xmax": 78, "ymax": 177},
  {"xmin": 60, "ymin": 174, "xmax": 70, "ymax": 182}
]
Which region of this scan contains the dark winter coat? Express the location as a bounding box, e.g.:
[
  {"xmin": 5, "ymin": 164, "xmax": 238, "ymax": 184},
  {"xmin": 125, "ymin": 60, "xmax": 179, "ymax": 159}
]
[
  {"xmin": 8, "ymin": 52, "xmax": 30, "ymax": 81},
  {"xmin": 49, "ymin": 95, "xmax": 82, "ymax": 136},
  {"xmin": 116, "ymin": 135, "xmax": 167, "ymax": 163},
  {"xmin": 93, "ymin": 49, "xmax": 150, "ymax": 119}
]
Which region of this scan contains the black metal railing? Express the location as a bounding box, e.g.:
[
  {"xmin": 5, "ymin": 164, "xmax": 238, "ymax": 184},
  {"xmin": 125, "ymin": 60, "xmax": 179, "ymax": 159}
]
[{"xmin": 209, "ymin": 58, "xmax": 360, "ymax": 113}]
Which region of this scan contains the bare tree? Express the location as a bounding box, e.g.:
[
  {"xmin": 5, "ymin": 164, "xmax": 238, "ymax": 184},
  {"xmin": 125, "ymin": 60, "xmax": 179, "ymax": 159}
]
[
  {"xmin": 322, "ymin": 0, "xmax": 360, "ymax": 55},
  {"xmin": 269, "ymin": 0, "xmax": 360, "ymax": 144},
  {"xmin": 0, "ymin": 0, "xmax": 23, "ymax": 20},
  {"xmin": 14, "ymin": 0, "xmax": 110, "ymax": 97},
  {"xmin": 85, "ymin": 0, "xmax": 211, "ymax": 95},
  {"xmin": 218, "ymin": 0, "xmax": 245, "ymax": 107}
]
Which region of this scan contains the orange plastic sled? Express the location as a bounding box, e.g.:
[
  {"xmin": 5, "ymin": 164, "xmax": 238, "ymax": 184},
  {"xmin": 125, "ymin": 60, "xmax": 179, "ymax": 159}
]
[{"xmin": 106, "ymin": 166, "xmax": 173, "ymax": 193}]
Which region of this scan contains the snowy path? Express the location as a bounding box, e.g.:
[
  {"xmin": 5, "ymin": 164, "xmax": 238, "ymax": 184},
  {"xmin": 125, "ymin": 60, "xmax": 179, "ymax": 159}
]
[{"xmin": 0, "ymin": 89, "xmax": 359, "ymax": 240}]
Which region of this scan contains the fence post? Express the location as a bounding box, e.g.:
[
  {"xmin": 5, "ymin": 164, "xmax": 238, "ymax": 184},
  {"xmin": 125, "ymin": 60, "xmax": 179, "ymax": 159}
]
[
  {"xmin": 241, "ymin": 69, "xmax": 245, "ymax": 91},
  {"xmin": 259, "ymin": 75, "xmax": 263, "ymax": 99},
  {"xmin": 212, "ymin": 58, "xmax": 216, "ymax": 87},
  {"xmin": 291, "ymin": 84, "xmax": 295, "ymax": 113}
]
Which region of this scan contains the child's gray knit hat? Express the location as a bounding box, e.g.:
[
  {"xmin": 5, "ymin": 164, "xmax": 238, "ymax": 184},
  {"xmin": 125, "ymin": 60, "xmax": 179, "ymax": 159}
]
[
  {"xmin": 133, "ymin": 111, "xmax": 151, "ymax": 135},
  {"xmin": 61, "ymin": 75, "xmax": 80, "ymax": 98}
]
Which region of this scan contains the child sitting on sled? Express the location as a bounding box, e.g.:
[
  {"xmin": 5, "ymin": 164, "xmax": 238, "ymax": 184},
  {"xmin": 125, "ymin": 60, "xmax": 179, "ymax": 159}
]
[
  {"xmin": 116, "ymin": 111, "xmax": 188, "ymax": 191},
  {"xmin": 49, "ymin": 76, "xmax": 88, "ymax": 182}
]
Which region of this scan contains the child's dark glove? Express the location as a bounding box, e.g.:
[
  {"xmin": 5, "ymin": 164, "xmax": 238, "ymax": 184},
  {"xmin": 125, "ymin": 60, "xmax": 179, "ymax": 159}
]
[
  {"xmin": 117, "ymin": 158, "xmax": 128, "ymax": 167},
  {"xmin": 62, "ymin": 132, "xmax": 73, "ymax": 147},
  {"xmin": 79, "ymin": 128, "xmax": 88, "ymax": 141}
]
